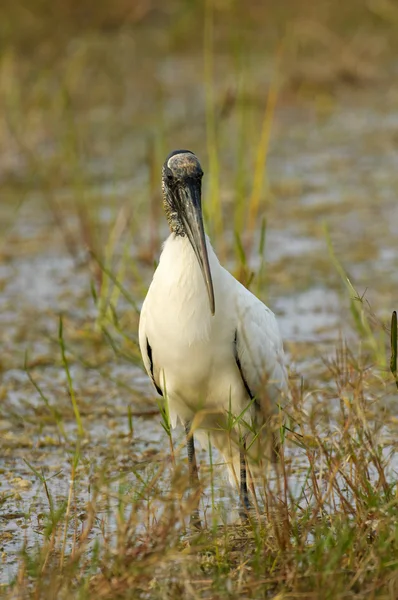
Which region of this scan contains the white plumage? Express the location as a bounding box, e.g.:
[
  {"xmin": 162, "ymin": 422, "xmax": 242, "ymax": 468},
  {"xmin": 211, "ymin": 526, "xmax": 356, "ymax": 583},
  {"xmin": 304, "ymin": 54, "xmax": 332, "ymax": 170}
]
[{"xmin": 138, "ymin": 150, "xmax": 288, "ymax": 509}]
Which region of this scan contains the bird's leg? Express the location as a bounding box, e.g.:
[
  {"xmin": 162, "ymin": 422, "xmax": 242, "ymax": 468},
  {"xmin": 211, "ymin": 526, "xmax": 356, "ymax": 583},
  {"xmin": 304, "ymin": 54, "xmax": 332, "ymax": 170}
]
[
  {"xmin": 239, "ymin": 436, "xmax": 251, "ymax": 519},
  {"xmin": 185, "ymin": 421, "xmax": 199, "ymax": 485},
  {"xmin": 185, "ymin": 421, "xmax": 201, "ymax": 528}
]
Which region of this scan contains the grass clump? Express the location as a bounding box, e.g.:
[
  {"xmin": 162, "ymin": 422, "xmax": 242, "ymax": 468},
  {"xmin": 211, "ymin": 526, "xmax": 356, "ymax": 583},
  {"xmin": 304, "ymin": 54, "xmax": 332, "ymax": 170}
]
[{"xmin": 2, "ymin": 334, "xmax": 398, "ymax": 599}]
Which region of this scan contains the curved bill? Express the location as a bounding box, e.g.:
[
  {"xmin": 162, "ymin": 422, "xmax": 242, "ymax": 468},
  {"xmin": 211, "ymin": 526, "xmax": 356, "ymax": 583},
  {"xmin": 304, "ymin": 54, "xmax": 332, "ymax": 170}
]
[{"xmin": 179, "ymin": 181, "xmax": 215, "ymax": 315}]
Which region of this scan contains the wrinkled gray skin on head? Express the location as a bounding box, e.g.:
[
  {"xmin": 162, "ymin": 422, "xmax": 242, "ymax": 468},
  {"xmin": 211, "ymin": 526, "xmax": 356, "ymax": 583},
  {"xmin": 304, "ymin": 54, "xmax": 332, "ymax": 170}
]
[{"xmin": 162, "ymin": 150, "xmax": 204, "ymax": 236}]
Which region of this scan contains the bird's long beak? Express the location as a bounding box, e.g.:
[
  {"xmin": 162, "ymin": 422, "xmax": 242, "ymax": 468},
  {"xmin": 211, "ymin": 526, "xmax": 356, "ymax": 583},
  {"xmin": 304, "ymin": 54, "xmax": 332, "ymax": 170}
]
[{"xmin": 179, "ymin": 181, "xmax": 215, "ymax": 315}]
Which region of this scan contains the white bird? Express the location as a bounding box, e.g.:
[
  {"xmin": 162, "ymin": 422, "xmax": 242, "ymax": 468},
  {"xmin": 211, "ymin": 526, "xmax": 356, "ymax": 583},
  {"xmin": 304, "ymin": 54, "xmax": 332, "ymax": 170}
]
[{"xmin": 139, "ymin": 150, "xmax": 288, "ymax": 518}]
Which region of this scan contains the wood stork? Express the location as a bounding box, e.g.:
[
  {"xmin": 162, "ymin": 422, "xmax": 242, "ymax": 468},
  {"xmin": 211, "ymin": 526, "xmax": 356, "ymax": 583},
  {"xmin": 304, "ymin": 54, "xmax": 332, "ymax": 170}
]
[{"xmin": 139, "ymin": 149, "xmax": 288, "ymax": 519}]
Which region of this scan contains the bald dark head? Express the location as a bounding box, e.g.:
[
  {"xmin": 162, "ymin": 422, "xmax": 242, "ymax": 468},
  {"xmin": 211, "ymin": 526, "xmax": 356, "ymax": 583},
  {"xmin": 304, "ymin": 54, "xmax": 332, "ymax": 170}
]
[
  {"xmin": 161, "ymin": 150, "xmax": 204, "ymax": 237},
  {"xmin": 162, "ymin": 150, "xmax": 203, "ymax": 183}
]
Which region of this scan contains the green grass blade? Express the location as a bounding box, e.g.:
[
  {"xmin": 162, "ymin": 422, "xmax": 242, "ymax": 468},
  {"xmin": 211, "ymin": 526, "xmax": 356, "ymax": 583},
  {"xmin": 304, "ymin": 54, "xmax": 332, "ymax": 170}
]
[
  {"xmin": 58, "ymin": 315, "xmax": 84, "ymax": 437},
  {"xmin": 391, "ymin": 310, "xmax": 398, "ymax": 390}
]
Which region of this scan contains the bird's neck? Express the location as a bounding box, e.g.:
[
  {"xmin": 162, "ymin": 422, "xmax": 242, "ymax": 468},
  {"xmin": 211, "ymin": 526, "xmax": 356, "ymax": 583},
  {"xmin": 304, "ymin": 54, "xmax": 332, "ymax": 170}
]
[
  {"xmin": 160, "ymin": 233, "xmax": 213, "ymax": 285},
  {"xmin": 162, "ymin": 194, "xmax": 185, "ymax": 236},
  {"xmin": 155, "ymin": 234, "xmax": 218, "ymax": 323}
]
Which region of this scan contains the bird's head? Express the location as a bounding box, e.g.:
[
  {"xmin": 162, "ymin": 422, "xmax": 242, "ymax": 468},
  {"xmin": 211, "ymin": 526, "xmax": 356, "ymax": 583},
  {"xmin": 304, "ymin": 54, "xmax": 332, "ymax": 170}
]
[{"xmin": 162, "ymin": 150, "xmax": 215, "ymax": 315}]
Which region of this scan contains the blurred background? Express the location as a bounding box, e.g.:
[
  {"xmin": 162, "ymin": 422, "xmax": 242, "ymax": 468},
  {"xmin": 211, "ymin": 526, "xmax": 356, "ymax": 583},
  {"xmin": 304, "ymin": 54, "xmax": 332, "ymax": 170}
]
[
  {"xmin": 1, "ymin": 0, "xmax": 398, "ymax": 361},
  {"xmin": 1, "ymin": 0, "xmax": 398, "ymax": 584}
]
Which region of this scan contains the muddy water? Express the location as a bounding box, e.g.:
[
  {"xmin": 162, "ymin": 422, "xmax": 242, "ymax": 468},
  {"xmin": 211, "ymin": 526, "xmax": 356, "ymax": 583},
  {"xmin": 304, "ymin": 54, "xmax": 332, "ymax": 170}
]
[{"xmin": 1, "ymin": 68, "xmax": 398, "ymax": 583}]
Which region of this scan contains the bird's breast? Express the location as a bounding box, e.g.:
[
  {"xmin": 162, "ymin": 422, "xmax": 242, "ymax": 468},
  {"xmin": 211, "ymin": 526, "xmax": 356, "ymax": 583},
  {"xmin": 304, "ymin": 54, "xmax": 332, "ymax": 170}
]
[
  {"xmin": 141, "ymin": 234, "xmax": 250, "ymax": 419},
  {"xmin": 147, "ymin": 234, "xmax": 223, "ymax": 346}
]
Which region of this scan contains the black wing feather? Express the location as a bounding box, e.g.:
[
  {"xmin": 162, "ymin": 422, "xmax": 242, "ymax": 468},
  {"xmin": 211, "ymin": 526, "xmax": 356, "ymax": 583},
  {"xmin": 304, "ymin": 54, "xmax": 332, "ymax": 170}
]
[
  {"xmin": 233, "ymin": 330, "xmax": 255, "ymax": 400},
  {"xmin": 146, "ymin": 338, "xmax": 163, "ymax": 397}
]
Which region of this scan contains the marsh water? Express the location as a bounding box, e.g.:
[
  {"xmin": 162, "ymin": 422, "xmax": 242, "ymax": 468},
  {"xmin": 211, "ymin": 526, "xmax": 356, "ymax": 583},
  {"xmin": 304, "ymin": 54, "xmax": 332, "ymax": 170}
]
[{"xmin": 1, "ymin": 21, "xmax": 398, "ymax": 584}]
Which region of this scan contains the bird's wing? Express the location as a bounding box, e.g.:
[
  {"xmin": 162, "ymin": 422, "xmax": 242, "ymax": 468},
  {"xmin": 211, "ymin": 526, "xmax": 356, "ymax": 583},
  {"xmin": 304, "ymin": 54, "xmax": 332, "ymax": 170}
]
[
  {"xmin": 234, "ymin": 286, "xmax": 288, "ymax": 420},
  {"xmin": 138, "ymin": 300, "xmax": 163, "ymax": 397}
]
